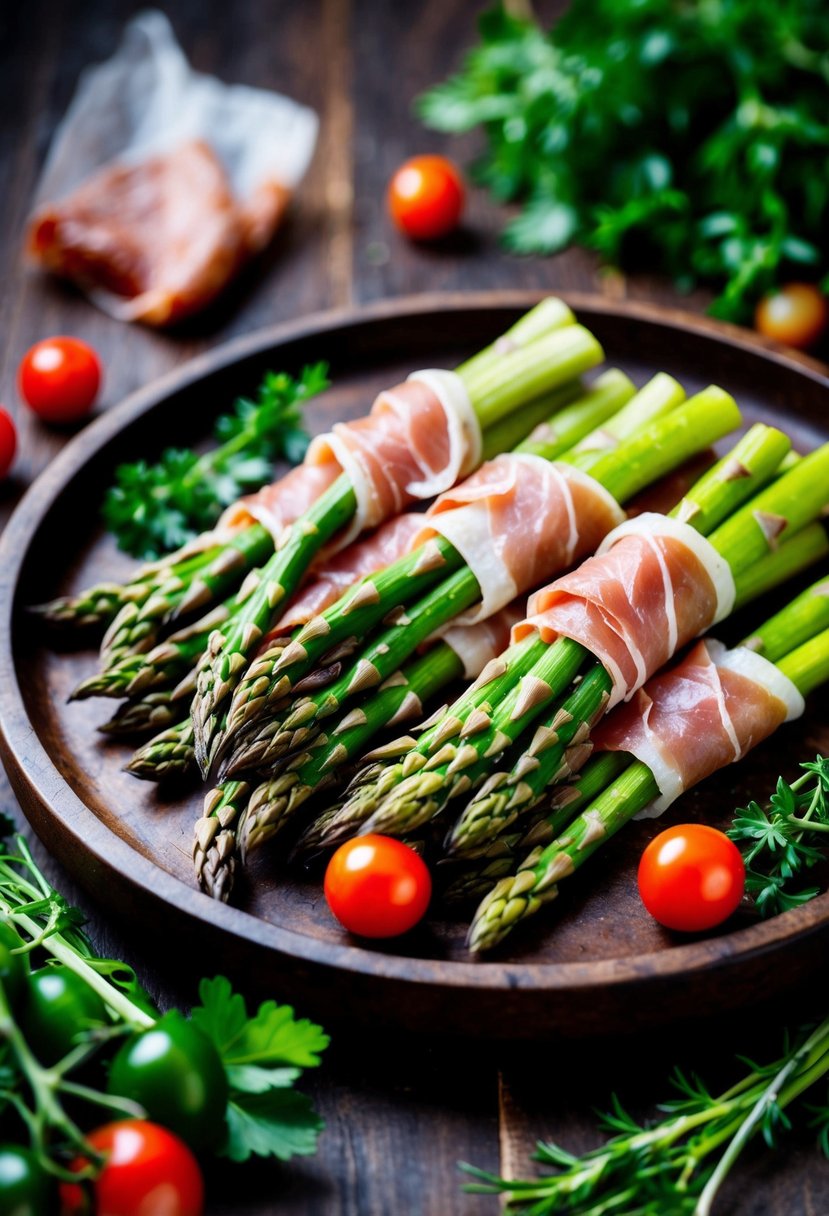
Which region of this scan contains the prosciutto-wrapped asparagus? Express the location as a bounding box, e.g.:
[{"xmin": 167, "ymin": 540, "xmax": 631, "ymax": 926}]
[{"xmin": 468, "ymin": 573, "xmax": 829, "ymax": 952}]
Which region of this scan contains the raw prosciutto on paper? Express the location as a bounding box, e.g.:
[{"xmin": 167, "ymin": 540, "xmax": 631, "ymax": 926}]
[
  {"xmin": 305, "ymin": 369, "xmax": 481, "ymax": 549},
  {"xmin": 594, "ymin": 639, "xmax": 804, "ymax": 815},
  {"xmin": 26, "ymin": 12, "xmax": 317, "ymax": 326},
  {"xmin": 410, "ymin": 453, "xmax": 625, "ymax": 624},
  {"xmin": 513, "ymin": 513, "xmax": 736, "ymax": 706}
]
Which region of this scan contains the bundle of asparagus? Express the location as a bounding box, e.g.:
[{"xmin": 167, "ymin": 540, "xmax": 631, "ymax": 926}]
[
  {"xmin": 320, "ymin": 430, "xmax": 828, "ymax": 857},
  {"xmin": 191, "ymin": 379, "xmax": 752, "ymax": 899},
  {"xmin": 124, "ymin": 368, "xmax": 637, "ymax": 780},
  {"xmin": 212, "ymin": 379, "xmax": 739, "ymax": 785},
  {"xmin": 468, "ymin": 570, "xmax": 829, "ymax": 952}
]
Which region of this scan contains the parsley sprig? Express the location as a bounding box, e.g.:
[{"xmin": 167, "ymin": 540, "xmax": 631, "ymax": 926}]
[
  {"xmin": 728, "ymin": 756, "xmax": 829, "ymax": 917},
  {"xmin": 419, "ymin": 2, "xmax": 829, "ymax": 320},
  {"xmin": 0, "ymin": 816, "xmax": 328, "ymax": 1176},
  {"xmin": 103, "ymin": 362, "xmax": 329, "ymax": 559}
]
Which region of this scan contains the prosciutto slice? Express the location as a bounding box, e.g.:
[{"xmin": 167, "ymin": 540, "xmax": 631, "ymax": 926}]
[
  {"xmin": 410, "ymin": 454, "xmax": 625, "ymax": 624},
  {"xmin": 305, "ymin": 369, "xmax": 481, "ymax": 549},
  {"xmin": 513, "ymin": 513, "xmax": 736, "ymax": 706},
  {"xmin": 595, "ymin": 639, "xmax": 804, "ymax": 815},
  {"xmin": 440, "ymin": 601, "xmax": 524, "ymax": 679},
  {"xmin": 254, "ymin": 514, "xmax": 424, "ymax": 645},
  {"xmin": 218, "ymin": 461, "xmax": 342, "ymax": 542}
]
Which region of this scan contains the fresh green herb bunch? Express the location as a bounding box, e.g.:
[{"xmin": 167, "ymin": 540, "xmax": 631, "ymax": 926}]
[
  {"xmin": 103, "ymin": 362, "xmax": 329, "ymax": 559},
  {"xmin": 462, "ymin": 1017, "xmax": 829, "ymax": 1214},
  {"xmin": 419, "ymin": 2, "xmax": 829, "ymax": 320},
  {"xmin": 729, "ymin": 755, "xmax": 829, "ymax": 917},
  {"xmin": 0, "ymin": 814, "xmax": 328, "ymax": 1181}
]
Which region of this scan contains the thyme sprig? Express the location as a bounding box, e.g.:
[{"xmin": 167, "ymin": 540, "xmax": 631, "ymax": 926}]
[
  {"xmin": 461, "ymin": 1019, "xmax": 829, "ymax": 1214},
  {"xmin": 728, "ymin": 756, "xmax": 829, "ymax": 917}
]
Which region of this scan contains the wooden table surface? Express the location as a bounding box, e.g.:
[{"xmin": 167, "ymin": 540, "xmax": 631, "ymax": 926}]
[{"xmin": 2, "ymin": 2, "xmax": 828, "ymax": 1212}]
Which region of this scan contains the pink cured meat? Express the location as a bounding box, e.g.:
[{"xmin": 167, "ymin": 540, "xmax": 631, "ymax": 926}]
[
  {"xmin": 255, "ymin": 514, "xmax": 424, "ymax": 647},
  {"xmin": 594, "ymin": 639, "xmax": 804, "ymax": 814},
  {"xmin": 411, "ymin": 454, "xmax": 625, "ymax": 624},
  {"xmin": 439, "ymin": 600, "xmax": 525, "ymax": 678},
  {"xmin": 218, "ymin": 459, "xmax": 341, "ymax": 539},
  {"xmin": 512, "ymin": 514, "xmax": 735, "ymax": 707},
  {"xmin": 305, "ymin": 370, "xmax": 480, "ymax": 549},
  {"xmin": 220, "ymin": 369, "xmax": 479, "ymax": 552}
]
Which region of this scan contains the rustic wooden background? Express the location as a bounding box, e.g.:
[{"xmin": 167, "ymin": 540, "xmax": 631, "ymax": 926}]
[{"xmin": 2, "ymin": 1, "xmax": 828, "ymax": 1212}]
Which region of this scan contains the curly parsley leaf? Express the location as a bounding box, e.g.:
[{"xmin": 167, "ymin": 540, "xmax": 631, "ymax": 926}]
[
  {"xmin": 191, "ymin": 976, "xmax": 328, "ymax": 1163},
  {"xmin": 419, "ymin": 2, "xmax": 829, "ymax": 320},
  {"xmin": 103, "ymin": 362, "xmax": 329, "ymax": 560}
]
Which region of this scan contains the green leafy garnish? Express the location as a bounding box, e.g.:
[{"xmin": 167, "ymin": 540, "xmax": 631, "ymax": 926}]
[
  {"xmin": 103, "ymin": 362, "xmax": 329, "ymax": 559},
  {"xmin": 191, "ymin": 975, "xmax": 328, "ymax": 1162},
  {"xmin": 419, "ymin": 2, "xmax": 829, "ymax": 320},
  {"xmin": 728, "ymin": 755, "xmax": 829, "ymax": 916},
  {"xmin": 460, "ymin": 1018, "xmax": 829, "ymax": 1213},
  {"xmin": 0, "ymin": 829, "xmax": 328, "ymax": 1178}
]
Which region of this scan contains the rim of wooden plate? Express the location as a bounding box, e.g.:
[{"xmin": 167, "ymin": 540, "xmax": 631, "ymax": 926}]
[{"xmin": 1, "ymin": 290, "xmax": 828, "ymax": 1004}]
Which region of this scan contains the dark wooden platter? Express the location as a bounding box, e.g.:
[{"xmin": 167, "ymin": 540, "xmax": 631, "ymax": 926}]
[{"xmin": 1, "ymin": 292, "xmax": 828, "ymax": 1040}]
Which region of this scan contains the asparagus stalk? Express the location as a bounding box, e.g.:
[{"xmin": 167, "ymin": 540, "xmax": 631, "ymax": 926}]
[
  {"xmin": 126, "ymin": 719, "xmax": 195, "ymax": 781},
  {"xmin": 440, "ymin": 753, "xmax": 629, "ymax": 905},
  {"xmin": 468, "ymin": 615, "xmax": 829, "ymax": 953},
  {"xmin": 191, "ymin": 323, "xmax": 606, "ymax": 771},
  {"xmin": 98, "ymin": 690, "xmax": 185, "ymax": 738},
  {"xmin": 31, "ymin": 539, "xmax": 224, "ymax": 631},
  {"xmin": 98, "ymin": 521, "xmax": 276, "ymax": 665},
  {"xmin": 237, "ymin": 642, "xmax": 467, "ymax": 861},
  {"xmin": 361, "ymin": 422, "xmax": 798, "ymax": 845},
  {"xmin": 193, "ymin": 780, "xmax": 251, "ymax": 902},
  {"xmin": 210, "ymin": 369, "xmax": 645, "ymax": 774}
]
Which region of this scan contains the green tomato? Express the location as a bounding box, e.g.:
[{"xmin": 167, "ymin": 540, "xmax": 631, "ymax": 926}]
[
  {"xmin": 23, "ymin": 965, "xmax": 108, "ymax": 1065},
  {"xmin": 107, "ymin": 1011, "xmax": 228, "ymax": 1150},
  {"xmin": 0, "ymin": 921, "xmax": 27, "ymax": 1010},
  {"xmin": 0, "ymin": 1144, "xmax": 55, "ymax": 1216}
]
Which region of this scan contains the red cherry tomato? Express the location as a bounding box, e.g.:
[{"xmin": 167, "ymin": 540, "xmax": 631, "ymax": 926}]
[
  {"xmin": 755, "ymin": 283, "xmax": 828, "ymax": 351},
  {"xmin": 387, "ymin": 155, "xmax": 465, "ymax": 241},
  {"xmin": 19, "ymin": 336, "xmax": 102, "ymax": 423},
  {"xmin": 638, "ymin": 823, "xmax": 745, "ymax": 933},
  {"xmin": 59, "ymin": 1120, "xmax": 204, "ymax": 1216},
  {"xmin": 324, "ymin": 834, "xmax": 432, "ymax": 938},
  {"xmin": 0, "ymin": 409, "xmax": 16, "ymax": 478}
]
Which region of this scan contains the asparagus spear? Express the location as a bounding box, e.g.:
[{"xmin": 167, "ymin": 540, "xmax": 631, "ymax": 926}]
[
  {"xmin": 191, "ymin": 322, "xmax": 605, "ymax": 772},
  {"xmin": 98, "ymin": 690, "xmax": 185, "ymax": 738},
  {"xmin": 220, "ymin": 376, "xmax": 711, "ymax": 779},
  {"xmin": 193, "ymin": 780, "xmax": 251, "ymax": 901},
  {"xmin": 126, "ymin": 719, "xmax": 195, "ymax": 781},
  {"xmin": 98, "ymin": 521, "xmax": 276, "ymax": 666},
  {"xmin": 32, "ymin": 539, "xmax": 224, "ymax": 631},
  {"xmin": 367, "ymin": 434, "xmax": 828, "ymax": 850},
  {"xmin": 237, "ymin": 642, "xmax": 466, "ymax": 859},
  {"xmin": 468, "ymin": 617, "xmax": 829, "ymax": 953},
  {"xmin": 210, "ymin": 369, "xmax": 644, "ymax": 774},
  {"xmin": 440, "ymin": 752, "xmax": 629, "ymax": 905}
]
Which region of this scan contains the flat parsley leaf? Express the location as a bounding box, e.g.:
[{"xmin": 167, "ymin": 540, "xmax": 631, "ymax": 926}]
[{"xmin": 191, "ymin": 976, "xmax": 328, "ymax": 1163}]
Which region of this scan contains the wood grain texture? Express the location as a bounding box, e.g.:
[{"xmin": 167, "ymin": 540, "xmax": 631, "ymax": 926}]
[{"xmin": 1, "ymin": 2, "xmax": 828, "ymax": 1212}]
